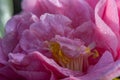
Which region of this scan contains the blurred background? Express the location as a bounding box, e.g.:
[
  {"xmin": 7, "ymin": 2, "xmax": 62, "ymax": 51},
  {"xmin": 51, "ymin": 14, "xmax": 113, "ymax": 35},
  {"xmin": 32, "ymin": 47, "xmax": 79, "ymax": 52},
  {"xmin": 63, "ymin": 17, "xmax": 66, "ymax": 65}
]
[
  {"xmin": 13, "ymin": 0, "xmax": 22, "ymax": 14},
  {"xmin": 0, "ymin": 0, "xmax": 22, "ymax": 37}
]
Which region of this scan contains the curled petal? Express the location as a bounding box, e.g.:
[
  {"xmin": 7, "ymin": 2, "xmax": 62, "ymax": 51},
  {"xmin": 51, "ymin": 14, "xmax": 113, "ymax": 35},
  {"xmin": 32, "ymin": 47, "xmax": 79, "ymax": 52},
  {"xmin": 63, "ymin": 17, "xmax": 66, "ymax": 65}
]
[
  {"xmin": 9, "ymin": 52, "xmax": 51, "ymax": 80},
  {"xmin": 30, "ymin": 13, "xmax": 72, "ymax": 40},
  {"xmin": 88, "ymin": 51, "xmax": 114, "ymax": 72},
  {"xmin": 9, "ymin": 51, "xmax": 82, "ymax": 80},
  {"xmin": 95, "ymin": 0, "xmax": 119, "ymax": 58},
  {"xmin": 22, "ymin": 0, "xmax": 93, "ymax": 28},
  {"xmin": 5, "ymin": 13, "xmax": 39, "ymax": 35},
  {"xmin": 28, "ymin": 51, "xmax": 82, "ymax": 78},
  {"xmin": 20, "ymin": 30, "xmax": 43, "ymax": 53},
  {"xmin": 102, "ymin": 0, "xmax": 119, "ymax": 37}
]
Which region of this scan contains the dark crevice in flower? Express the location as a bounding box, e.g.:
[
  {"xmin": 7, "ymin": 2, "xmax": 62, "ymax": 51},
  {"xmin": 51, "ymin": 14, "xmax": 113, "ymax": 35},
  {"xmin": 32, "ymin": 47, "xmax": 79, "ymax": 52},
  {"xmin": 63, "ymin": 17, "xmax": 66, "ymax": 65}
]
[{"xmin": 113, "ymin": 76, "xmax": 120, "ymax": 80}]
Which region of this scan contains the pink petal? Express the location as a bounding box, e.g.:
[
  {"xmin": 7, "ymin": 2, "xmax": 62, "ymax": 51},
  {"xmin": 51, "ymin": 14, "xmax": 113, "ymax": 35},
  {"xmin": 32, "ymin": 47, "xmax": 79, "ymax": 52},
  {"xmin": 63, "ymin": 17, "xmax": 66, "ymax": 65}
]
[
  {"xmin": 85, "ymin": 0, "xmax": 99, "ymax": 9},
  {"xmin": 1, "ymin": 32, "xmax": 18, "ymax": 56},
  {"xmin": 116, "ymin": 0, "xmax": 120, "ymax": 22},
  {"xmin": 0, "ymin": 66, "xmax": 24, "ymax": 80},
  {"xmin": 12, "ymin": 44, "xmax": 23, "ymax": 53},
  {"xmin": 25, "ymin": 51, "xmax": 82, "ymax": 78},
  {"xmin": 22, "ymin": 0, "xmax": 93, "ymax": 28},
  {"xmin": 71, "ymin": 21, "xmax": 95, "ymax": 45},
  {"xmin": 5, "ymin": 15, "xmax": 21, "ymax": 34},
  {"xmin": 0, "ymin": 39, "xmax": 7, "ymax": 65},
  {"xmin": 88, "ymin": 51, "xmax": 114, "ymax": 72},
  {"xmin": 22, "ymin": 0, "xmax": 38, "ymax": 12},
  {"xmin": 95, "ymin": 0, "xmax": 118, "ymax": 57},
  {"xmin": 4, "ymin": 13, "xmax": 38, "ymax": 54},
  {"xmin": 116, "ymin": 0, "xmax": 120, "ymax": 59},
  {"xmin": 40, "ymin": 13, "xmax": 72, "ymax": 36},
  {"xmin": 82, "ymin": 53, "xmax": 120, "ymax": 79},
  {"xmin": 50, "ymin": 73, "xmax": 57, "ymax": 80},
  {"xmin": 101, "ymin": 62, "xmax": 120, "ymax": 80},
  {"xmin": 9, "ymin": 52, "xmax": 51, "ymax": 80},
  {"xmin": 9, "ymin": 52, "xmax": 82, "ymax": 80},
  {"xmin": 102, "ymin": 0, "xmax": 119, "ymax": 37},
  {"xmin": 0, "ymin": 40, "xmax": 23, "ymax": 80},
  {"xmin": 5, "ymin": 13, "xmax": 38, "ymax": 35},
  {"xmin": 30, "ymin": 13, "xmax": 72, "ymax": 40},
  {"xmin": 20, "ymin": 30, "xmax": 43, "ymax": 53},
  {"xmin": 61, "ymin": 76, "xmax": 80, "ymax": 80}
]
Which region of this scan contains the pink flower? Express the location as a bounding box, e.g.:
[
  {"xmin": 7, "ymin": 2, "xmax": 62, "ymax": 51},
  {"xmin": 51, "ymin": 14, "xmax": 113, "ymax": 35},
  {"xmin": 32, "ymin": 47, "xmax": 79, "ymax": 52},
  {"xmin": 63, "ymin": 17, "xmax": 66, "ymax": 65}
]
[{"xmin": 0, "ymin": 0, "xmax": 120, "ymax": 80}]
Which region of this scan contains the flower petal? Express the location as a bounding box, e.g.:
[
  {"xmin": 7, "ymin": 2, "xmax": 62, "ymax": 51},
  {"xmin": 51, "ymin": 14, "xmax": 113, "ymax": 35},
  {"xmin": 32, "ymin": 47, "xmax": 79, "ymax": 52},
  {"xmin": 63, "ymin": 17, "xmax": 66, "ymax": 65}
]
[
  {"xmin": 1, "ymin": 32, "xmax": 18, "ymax": 56},
  {"xmin": 72, "ymin": 21, "xmax": 95, "ymax": 45},
  {"xmin": 102, "ymin": 0, "xmax": 119, "ymax": 37},
  {"xmin": 22, "ymin": 0, "xmax": 93, "ymax": 28},
  {"xmin": 9, "ymin": 51, "xmax": 82, "ymax": 80},
  {"xmin": 116, "ymin": 0, "xmax": 120, "ymax": 21},
  {"xmin": 61, "ymin": 76, "xmax": 80, "ymax": 80},
  {"xmin": 88, "ymin": 51, "xmax": 114, "ymax": 72},
  {"xmin": 26, "ymin": 51, "xmax": 82, "ymax": 78},
  {"xmin": 95, "ymin": 0, "xmax": 118, "ymax": 57},
  {"xmin": 30, "ymin": 13, "xmax": 72, "ymax": 40},
  {"xmin": 20, "ymin": 30, "xmax": 43, "ymax": 53},
  {"xmin": 9, "ymin": 52, "xmax": 51, "ymax": 80},
  {"xmin": 5, "ymin": 13, "xmax": 39, "ymax": 35},
  {"xmin": 85, "ymin": 0, "xmax": 99, "ymax": 9},
  {"xmin": 0, "ymin": 39, "xmax": 7, "ymax": 65},
  {"xmin": 0, "ymin": 66, "xmax": 25, "ymax": 80}
]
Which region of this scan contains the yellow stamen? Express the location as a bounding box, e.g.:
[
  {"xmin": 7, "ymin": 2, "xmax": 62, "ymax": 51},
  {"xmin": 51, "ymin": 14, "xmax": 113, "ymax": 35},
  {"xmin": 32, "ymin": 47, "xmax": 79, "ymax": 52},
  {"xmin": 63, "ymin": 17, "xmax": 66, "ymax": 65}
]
[
  {"xmin": 85, "ymin": 47, "xmax": 99, "ymax": 58},
  {"xmin": 85, "ymin": 47, "xmax": 91, "ymax": 53},
  {"xmin": 93, "ymin": 50, "xmax": 99, "ymax": 58},
  {"xmin": 49, "ymin": 42, "xmax": 70, "ymax": 65},
  {"xmin": 49, "ymin": 42, "xmax": 99, "ymax": 71}
]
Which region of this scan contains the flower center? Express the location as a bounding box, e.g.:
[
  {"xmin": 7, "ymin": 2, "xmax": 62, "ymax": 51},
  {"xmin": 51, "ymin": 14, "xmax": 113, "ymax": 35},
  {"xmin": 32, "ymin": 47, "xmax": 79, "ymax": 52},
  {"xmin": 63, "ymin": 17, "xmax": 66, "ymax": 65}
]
[{"xmin": 49, "ymin": 41, "xmax": 99, "ymax": 72}]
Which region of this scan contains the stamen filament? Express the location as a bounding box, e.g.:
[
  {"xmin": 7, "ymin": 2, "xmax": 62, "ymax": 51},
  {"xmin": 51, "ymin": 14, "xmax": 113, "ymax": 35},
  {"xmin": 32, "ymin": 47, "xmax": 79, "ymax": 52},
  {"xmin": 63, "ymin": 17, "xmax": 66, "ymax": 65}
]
[{"xmin": 49, "ymin": 41, "xmax": 99, "ymax": 72}]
